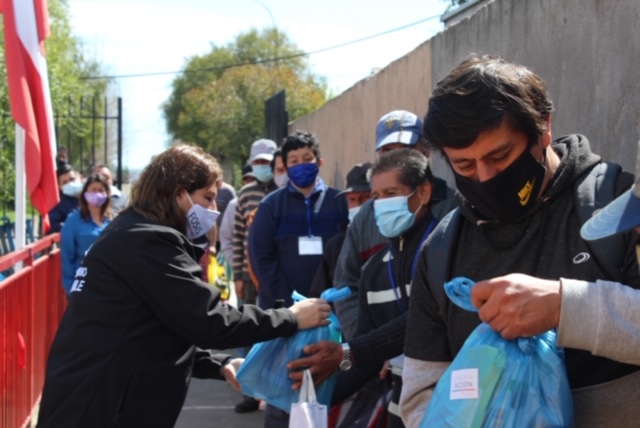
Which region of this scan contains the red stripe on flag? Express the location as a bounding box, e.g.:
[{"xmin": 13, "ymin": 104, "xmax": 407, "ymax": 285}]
[
  {"xmin": 34, "ymin": 0, "xmax": 50, "ymax": 53},
  {"xmin": 2, "ymin": 0, "xmax": 59, "ymax": 232}
]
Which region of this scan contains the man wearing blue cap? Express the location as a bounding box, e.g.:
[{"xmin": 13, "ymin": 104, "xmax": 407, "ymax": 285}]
[
  {"xmin": 333, "ymin": 110, "xmax": 456, "ymax": 341},
  {"xmin": 471, "ymin": 139, "xmax": 640, "ymax": 366}
]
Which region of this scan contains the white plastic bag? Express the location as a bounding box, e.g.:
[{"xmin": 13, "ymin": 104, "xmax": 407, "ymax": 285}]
[{"xmin": 289, "ymin": 369, "xmax": 328, "ymax": 428}]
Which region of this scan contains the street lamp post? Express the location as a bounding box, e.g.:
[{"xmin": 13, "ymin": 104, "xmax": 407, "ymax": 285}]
[
  {"xmin": 252, "ymin": 0, "xmax": 280, "ymax": 92},
  {"xmin": 253, "ymin": 0, "xmax": 275, "ymax": 29}
]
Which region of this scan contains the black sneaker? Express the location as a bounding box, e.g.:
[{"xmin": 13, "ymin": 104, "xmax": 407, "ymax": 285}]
[{"xmin": 234, "ymin": 396, "xmax": 260, "ymax": 414}]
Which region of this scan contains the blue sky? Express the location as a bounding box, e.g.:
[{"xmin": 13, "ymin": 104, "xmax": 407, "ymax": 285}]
[{"xmin": 67, "ymin": 0, "xmax": 449, "ymax": 170}]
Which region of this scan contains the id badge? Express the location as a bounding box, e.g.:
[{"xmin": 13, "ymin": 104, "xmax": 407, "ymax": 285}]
[{"xmin": 298, "ymin": 236, "xmax": 323, "ymax": 255}]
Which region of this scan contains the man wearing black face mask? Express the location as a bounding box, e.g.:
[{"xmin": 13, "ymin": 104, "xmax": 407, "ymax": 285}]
[
  {"xmin": 400, "ymin": 54, "xmax": 640, "ymax": 428},
  {"xmin": 470, "ymin": 139, "xmax": 640, "ymax": 366}
]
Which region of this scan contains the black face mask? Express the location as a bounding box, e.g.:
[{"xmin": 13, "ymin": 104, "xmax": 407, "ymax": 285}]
[{"xmin": 454, "ymin": 145, "xmax": 547, "ymax": 222}]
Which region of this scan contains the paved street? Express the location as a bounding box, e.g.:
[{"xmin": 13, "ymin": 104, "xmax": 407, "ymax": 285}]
[{"xmin": 175, "ymin": 377, "xmax": 264, "ymax": 428}]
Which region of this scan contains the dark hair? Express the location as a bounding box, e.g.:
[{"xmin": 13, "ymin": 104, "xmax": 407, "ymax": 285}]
[
  {"xmin": 79, "ymin": 174, "xmax": 112, "ymax": 221},
  {"xmin": 90, "ymin": 164, "xmax": 113, "ymax": 183},
  {"xmin": 371, "ymin": 148, "xmax": 433, "ymax": 190},
  {"xmin": 130, "ymin": 144, "xmax": 222, "ymax": 232},
  {"xmin": 56, "ymin": 163, "xmax": 74, "ymax": 179},
  {"xmin": 424, "ymin": 54, "xmax": 554, "ymax": 150},
  {"xmin": 270, "ymin": 148, "xmax": 283, "ymax": 171},
  {"xmin": 281, "ymin": 131, "xmax": 321, "ymax": 167}
]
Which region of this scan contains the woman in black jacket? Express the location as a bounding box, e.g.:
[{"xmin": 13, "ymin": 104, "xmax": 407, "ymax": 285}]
[{"xmin": 37, "ymin": 144, "xmax": 330, "ymax": 428}]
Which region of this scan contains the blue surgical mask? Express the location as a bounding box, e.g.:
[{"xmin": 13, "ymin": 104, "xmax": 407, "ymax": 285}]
[
  {"xmin": 374, "ymin": 191, "xmax": 420, "ymax": 238},
  {"xmin": 288, "ymin": 163, "xmax": 319, "ymax": 188},
  {"xmin": 252, "ymin": 164, "xmax": 273, "ymax": 183},
  {"xmin": 348, "ymin": 206, "xmax": 361, "ymax": 222},
  {"xmin": 62, "ymin": 181, "xmax": 83, "ymax": 197}
]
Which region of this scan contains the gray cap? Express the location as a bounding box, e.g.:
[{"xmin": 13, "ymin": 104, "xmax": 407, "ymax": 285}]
[{"xmin": 249, "ymin": 139, "xmax": 277, "ymax": 163}]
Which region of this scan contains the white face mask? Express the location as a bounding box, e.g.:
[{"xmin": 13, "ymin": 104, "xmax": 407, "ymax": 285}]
[
  {"xmin": 274, "ymin": 173, "xmax": 289, "ymax": 188},
  {"xmin": 62, "ymin": 181, "xmax": 83, "ymax": 197},
  {"xmin": 348, "ymin": 206, "xmax": 361, "ymax": 222},
  {"xmin": 185, "ymin": 193, "xmax": 220, "ymax": 240}
]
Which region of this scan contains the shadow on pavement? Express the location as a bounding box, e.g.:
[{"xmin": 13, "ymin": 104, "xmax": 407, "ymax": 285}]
[{"xmin": 175, "ymin": 377, "xmax": 265, "ymax": 428}]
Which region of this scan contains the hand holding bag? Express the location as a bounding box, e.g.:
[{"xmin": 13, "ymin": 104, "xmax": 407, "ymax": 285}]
[
  {"xmin": 420, "ymin": 277, "xmax": 573, "ymax": 428},
  {"xmin": 289, "ymin": 369, "xmax": 328, "ymax": 428},
  {"xmin": 237, "ymin": 287, "xmax": 351, "ymax": 412}
]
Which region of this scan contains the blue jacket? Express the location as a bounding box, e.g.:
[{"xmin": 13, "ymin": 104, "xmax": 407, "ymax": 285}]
[
  {"xmin": 249, "ymin": 179, "xmax": 348, "ymax": 309},
  {"xmin": 61, "ymin": 211, "xmax": 110, "ymax": 294}
]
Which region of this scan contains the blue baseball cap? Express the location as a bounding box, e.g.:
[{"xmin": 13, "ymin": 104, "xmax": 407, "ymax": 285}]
[
  {"xmin": 581, "ymin": 141, "xmax": 640, "ymax": 241},
  {"xmin": 375, "ymin": 110, "xmax": 423, "ymax": 151}
]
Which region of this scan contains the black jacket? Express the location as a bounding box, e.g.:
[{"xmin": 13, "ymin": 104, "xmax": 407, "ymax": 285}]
[
  {"xmin": 405, "ymin": 135, "xmax": 640, "ymax": 389},
  {"xmin": 308, "ymin": 225, "xmax": 347, "ymax": 298},
  {"xmin": 333, "ymin": 210, "xmax": 436, "ymax": 403},
  {"xmin": 37, "ymin": 209, "xmax": 298, "ymax": 428}
]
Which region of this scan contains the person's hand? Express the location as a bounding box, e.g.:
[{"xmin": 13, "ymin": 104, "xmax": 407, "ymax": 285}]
[
  {"xmin": 471, "ymin": 273, "xmax": 561, "ymax": 340},
  {"xmin": 220, "ymin": 358, "xmax": 243, "ymax": 392},
  {"xmin": 288, "ymin": 298, "xmax": 331, "ymax": 330},
  {"xmin": 287, "ymin": 341, "xmax": 341, "ymax": 389},
  {"xmin": 235, "ymin": 279, "xmax": 245, "ymax": 301}
]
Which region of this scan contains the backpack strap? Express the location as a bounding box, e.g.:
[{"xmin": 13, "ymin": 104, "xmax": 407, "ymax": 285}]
[
  {"xmin": 426, "ymin": 208, "xmax": 463, "ymax": 318},
  {"xmin": 574, "ymin": 161, "xmax": 625, "ymax": 282}
]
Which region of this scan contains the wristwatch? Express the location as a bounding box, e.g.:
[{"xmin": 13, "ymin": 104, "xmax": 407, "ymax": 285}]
[{"xmin": 339, "ymin": 343, "xmax": 353, "ymax": 371}]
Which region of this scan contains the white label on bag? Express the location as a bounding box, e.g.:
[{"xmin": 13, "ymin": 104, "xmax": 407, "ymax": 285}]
[{"xmin": 450, "ymin": 368, "xmax": 479, "ymax": 400}]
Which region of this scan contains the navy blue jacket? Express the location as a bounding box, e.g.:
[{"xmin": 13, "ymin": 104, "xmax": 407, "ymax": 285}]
[
  {"xmin": 249, "ymin": 179, "xmax": 348, "ymax": 309},
  {"xmin": 47, "ymin": 194, "xmax": 79, "ymax": 234}
]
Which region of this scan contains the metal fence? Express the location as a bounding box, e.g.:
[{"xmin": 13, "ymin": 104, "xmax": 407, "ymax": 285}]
[{"xmin": 0, "ymin": 234, "xmax": 65, "ymax": 428}]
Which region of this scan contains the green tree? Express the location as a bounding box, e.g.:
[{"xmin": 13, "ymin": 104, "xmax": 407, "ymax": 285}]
[
  {"xmin": 0, "ymin": 0, "xmax": 109, "ymax": 208},
  {"xmin": 163, "ymin": 27, "xmax": 327, "ymax": 165},
  {"xmin": 46, "ymin": 0, "xmax": 110, "ymax": 173}
]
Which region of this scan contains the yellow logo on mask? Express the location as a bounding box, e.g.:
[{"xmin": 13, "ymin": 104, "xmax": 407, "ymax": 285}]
[{"xmin": 518, "ymin": 178, "xmax": 535, "ymax": 206}]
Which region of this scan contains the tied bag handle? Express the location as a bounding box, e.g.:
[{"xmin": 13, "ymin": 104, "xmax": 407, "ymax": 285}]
[
  {"xmin": 443, "ymin": 277, "xmax": 477, "ymax": 312},
  {"xmin": 291, "ymin": 288, "xmax": 352, "ymax": 330},
  {"xmin": 445, "ymin": 276, "xmax": 553, "ymax": 353}
]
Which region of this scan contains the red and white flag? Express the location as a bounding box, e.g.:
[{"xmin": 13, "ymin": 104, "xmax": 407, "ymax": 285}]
[{"xmin": 1, "ymin": 0, "xmax": 58, "ymax": 232}]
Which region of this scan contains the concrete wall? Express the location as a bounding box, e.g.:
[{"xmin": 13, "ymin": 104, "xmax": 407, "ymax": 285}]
[
  {"xmin": 430, "ymin": 0, "xmax": 640, "ymax": 177},
  {"xmin": 290, "ymin": 41, "xmax": 436, "ymax": 188},
  {"xmin": 291, "ymin": 0, "xmax": 640, "ymax": 188}
]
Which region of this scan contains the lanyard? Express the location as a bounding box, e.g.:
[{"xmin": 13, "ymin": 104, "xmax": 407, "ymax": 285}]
[
  {"xmin": 304, "ymin": 188, "xmax": 326, "ymax": 237},
  {"xmin": 387, "ymin": 218, "xmax": 436, "ymax": 313}
]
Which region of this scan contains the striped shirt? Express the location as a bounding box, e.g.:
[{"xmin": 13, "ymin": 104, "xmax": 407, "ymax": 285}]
[{"xmin": 232, "ymin": 180, "xmax": 278, "ymax": 280}]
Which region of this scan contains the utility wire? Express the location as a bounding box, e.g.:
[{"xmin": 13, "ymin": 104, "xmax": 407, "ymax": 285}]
[{"xmin": 83, "ymin": 13, "xmax": 442, "ymax": 80}]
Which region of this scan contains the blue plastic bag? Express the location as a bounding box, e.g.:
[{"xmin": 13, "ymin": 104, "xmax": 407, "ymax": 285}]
[
  {"xmin": 421, "ymin": 277, "xmax": 573, "ymax": 428},
  {"xmin": 237, "ymin": 287, "xmax": 350, "ymax": 412}
]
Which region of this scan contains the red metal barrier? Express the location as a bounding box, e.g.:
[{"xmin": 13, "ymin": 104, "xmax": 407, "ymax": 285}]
[{"xmin": 0, "ymin": 234, "xmax": 65, "ymax": 428}]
